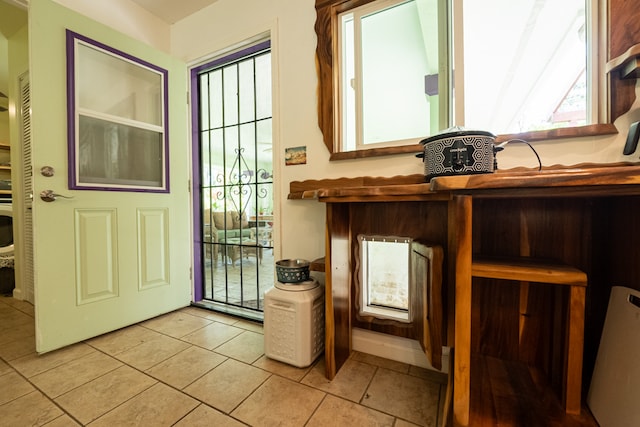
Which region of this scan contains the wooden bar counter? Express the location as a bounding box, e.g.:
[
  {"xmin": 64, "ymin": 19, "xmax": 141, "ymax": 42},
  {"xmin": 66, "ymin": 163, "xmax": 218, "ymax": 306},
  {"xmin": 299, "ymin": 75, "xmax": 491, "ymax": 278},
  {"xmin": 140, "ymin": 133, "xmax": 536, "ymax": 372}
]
[{"xmin": 289, "ymin": 164, "xmax": 640, "ymax": 427}]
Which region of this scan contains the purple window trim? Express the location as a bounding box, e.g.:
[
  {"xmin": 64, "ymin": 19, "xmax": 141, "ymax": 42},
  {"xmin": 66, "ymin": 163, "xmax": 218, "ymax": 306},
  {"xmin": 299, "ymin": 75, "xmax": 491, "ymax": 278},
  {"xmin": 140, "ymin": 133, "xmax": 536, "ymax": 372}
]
[
  {"xmin": 190, "ymin": 39, "xmax": 271, "ymax": 302},
  {"xmin": 66, "ymin": 29, "xmax": 170, "ymax": 193}
]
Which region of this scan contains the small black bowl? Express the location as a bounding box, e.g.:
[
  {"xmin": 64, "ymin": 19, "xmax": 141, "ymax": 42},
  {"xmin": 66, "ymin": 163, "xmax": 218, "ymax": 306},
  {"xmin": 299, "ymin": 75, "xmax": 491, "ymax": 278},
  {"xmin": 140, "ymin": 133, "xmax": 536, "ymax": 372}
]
[{"xmin": 275, "ymin": 259, "xmax": 310, "ymax": 283}]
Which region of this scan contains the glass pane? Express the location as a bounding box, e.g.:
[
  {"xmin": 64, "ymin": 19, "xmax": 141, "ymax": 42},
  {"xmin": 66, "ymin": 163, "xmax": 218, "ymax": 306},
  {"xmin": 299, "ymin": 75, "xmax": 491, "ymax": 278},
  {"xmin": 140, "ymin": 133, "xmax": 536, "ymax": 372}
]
[
  {"xmin": 360, "ymin": 0, "xmax": 433, "ymax": 145},
  {"xmin": 340, "ymin": 14, "xmax": 356, "ymax": 151},
  {"xmin": 359, "ymin": 236, "xmax": 410, "ymax": 322},
  {"xmin": 201, "ymin": 130, "xmax": 211, "ymax": 187},
  {"xmin": 365, "ymin": 240, "xmax": 409, "ymax": 310},
  {"xmin": 463, "ymin": 0, "xmax": 587, "ymax": 133},
  {"xmin": 238, "ymin": 59, "xmax": 256, "ymax": 123},
  {"xmin": 223, "ymin": 64, "xmax": 239, "ymax": 125},
  {"xmin": 208, "ymin": 69, "xmax": 223, "ymax": 129},
  {"xmin": 239, "ymin": 123, "xmax": 256, "ymax": 157},
  {"xmin": 256, "ymin": 118, "xmax": 272, "ymax": 171},
  {"xmin": 68, "ymin": 32, "xmax": 168, "ymax": 192},
  {"xmin": 255, "ymin": 182, "xmax": 273, "ymax": 221},
  {"xmin": 208, "ymin": 128, "xmax": 224, "ymax": 195},
  {"xmin": 239, "ymin": 122, "xmax": 256, "ymax": 180},
  {"xmin": 255, "ymin": 53, "xmax": 272, "ymax": 120},
  {"xmin": 78, "ymin": 115, "xmax": 162, "ymax": 187},
  {"xmin": 224, "ymin": 125, "xmax": 240, "ymax": 196},
  {"xmin": 199, "ymin": 74, "xmax": 210, "ymax": 131},
  {"xmin": 77, "ymin": 42, "xmax": 162, "ymax": 126}
]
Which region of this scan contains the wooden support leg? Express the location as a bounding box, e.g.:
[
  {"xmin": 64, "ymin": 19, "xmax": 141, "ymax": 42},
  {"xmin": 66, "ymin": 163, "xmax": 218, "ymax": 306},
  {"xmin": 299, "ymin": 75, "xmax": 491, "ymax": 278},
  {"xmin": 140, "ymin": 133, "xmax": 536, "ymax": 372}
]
[
  {"xmin": 565, "ymin": 285, "xmax": 586, "ymax": 415},
  {"xmin": 451, "ymin": 195, "xmax": 473, "ymax": 427}
]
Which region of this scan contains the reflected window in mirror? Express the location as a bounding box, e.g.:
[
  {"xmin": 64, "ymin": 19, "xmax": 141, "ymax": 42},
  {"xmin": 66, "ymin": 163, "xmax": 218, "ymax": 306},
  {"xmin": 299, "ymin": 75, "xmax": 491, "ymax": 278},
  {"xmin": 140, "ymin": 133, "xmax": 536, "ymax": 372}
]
[
  {"xmin": 317, "ymin": 0, "xmax": 608, "ymax": 157},
  {"xmin": 337, "ymin": 0, "xmax": 448, "ymax": 151},
  {"xmin": 461, "ymin": 0, "xmax": 601, "ymax": 135}
]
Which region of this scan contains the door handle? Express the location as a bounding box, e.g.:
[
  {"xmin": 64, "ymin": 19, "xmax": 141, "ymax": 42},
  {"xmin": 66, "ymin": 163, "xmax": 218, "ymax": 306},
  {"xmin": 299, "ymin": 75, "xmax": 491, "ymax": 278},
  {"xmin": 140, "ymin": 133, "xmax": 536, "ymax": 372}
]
[{"xmin": 40, "ymin": 190, "xmax": 73, "ymax": 202}]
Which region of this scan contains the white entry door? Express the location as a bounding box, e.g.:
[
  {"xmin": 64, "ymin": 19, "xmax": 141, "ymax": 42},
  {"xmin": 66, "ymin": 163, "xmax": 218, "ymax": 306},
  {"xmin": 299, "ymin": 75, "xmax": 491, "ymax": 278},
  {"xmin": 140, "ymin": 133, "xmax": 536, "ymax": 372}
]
[{"xmin": 30, "ymin": 0, "xmax": 191, "ymax": 353}]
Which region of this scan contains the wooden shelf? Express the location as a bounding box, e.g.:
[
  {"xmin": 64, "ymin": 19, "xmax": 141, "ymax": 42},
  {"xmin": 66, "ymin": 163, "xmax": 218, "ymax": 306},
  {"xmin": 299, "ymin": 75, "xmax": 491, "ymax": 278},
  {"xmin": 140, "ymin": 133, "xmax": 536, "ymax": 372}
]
[
  {"xmin": 472, "ymin": 257, "xmax": 587, "ymax": 287},
  {"xmin": 310, "ymin": 257, "xmax": 325, "ymax": 272},
  {"xmin": 471, "ymin": 256, "xmax": 587, "ymax": 417},
  {"xmin": 470, "ymin": 354, "xmax": 598, "ymax": 426}
]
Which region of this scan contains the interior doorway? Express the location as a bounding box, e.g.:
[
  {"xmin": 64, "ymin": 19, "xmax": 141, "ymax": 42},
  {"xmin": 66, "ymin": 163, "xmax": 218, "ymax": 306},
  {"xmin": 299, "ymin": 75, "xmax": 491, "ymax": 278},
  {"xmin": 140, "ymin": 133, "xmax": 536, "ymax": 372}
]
[{"xmin": 191, "ymin": 40, "xmax": 274, "ymax": 321}]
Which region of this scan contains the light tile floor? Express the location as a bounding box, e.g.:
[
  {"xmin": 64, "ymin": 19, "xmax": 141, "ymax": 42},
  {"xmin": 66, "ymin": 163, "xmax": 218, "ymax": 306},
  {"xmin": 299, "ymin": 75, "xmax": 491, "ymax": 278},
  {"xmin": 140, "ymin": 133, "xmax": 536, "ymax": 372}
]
[{"xmin": 0, "ymin": 295, "xmax": 448, "ymax": 426}]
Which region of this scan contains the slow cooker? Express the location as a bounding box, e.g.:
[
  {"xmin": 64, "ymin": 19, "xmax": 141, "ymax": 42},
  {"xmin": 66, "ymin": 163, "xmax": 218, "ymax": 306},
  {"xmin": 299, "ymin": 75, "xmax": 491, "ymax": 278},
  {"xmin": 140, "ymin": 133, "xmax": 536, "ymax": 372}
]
[{"xmin": 418, "ymin": 127, "xmax": 500, "ymax": 180}]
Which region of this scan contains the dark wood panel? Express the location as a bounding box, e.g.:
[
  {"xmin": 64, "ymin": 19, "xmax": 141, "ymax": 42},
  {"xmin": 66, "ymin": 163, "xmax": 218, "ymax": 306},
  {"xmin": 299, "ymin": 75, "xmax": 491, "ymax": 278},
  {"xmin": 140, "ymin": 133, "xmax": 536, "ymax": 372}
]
[
  {"xmin": 471, "ymin": 279, "xmax": 520, "ymax": 360},
  {"xmin": 610, "ymin": 77, "xmax": 637, "ymax": 124},
  {"xmin": 325, "ymin": 203, "xmax": 351, "ymax": 379},
  {"xmin": 607, "ymin": 0, "xmax": 639, "ymax": 123},
  {"xmin": 609, "ymin": 0, "xmax": 640, "ymax": 59},
  {"xmin": 470, "ymin": 354, "xmax": 599, "ymax": 426},
  {"xmin": 348, "ymin": 201, "xmax": 449, "ymax": 338},
  {"xmin": 472, "ymin": 279, "xmax": 576, "ymax": 407},
  {"xmin": 604, "ymin": 197, "xmax": 640, "ymax": 290},
  {"xmin": 472, "ymin": 199, "xmax": 592, "ymax": 269},
  {"xmin": 411, "ymin": 242, "xmax": 445, "ymax": 370}
]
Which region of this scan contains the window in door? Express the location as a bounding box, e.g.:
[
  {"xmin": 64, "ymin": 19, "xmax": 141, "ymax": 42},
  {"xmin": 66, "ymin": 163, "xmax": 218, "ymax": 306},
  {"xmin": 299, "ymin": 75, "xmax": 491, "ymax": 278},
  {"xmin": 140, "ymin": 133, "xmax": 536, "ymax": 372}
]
[
  {"xmin": 66, "ymin": 30, "xmax": 168, "ymax": 192},
  {"xmin": 193, "ymin": 40, "xmax": 274, "ymax": 320}
]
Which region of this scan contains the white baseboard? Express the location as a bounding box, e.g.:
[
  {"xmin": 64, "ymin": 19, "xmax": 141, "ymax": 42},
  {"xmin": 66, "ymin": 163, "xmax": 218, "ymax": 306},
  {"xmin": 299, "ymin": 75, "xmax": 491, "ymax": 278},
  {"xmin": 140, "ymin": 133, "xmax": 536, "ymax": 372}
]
[{"xmin": 352, "ymin": 327, "xmax": 449, "ymax": 373}]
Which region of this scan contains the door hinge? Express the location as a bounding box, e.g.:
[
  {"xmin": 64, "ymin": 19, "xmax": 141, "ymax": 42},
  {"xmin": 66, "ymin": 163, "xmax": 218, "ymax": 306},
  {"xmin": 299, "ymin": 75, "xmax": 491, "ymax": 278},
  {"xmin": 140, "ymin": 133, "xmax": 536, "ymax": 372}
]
[
  {"xmin": 188, "ymin": 179, "xmax": 191, "ymax": 193},
  {"xmin": 189, "ymin": 267, "xmax": 192, "ymax": 280}
]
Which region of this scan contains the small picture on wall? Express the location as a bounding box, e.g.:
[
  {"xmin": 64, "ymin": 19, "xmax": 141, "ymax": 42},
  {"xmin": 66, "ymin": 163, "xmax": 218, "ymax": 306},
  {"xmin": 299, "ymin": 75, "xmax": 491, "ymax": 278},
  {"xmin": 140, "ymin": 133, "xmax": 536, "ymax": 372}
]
[{"xmin": 285, "ymin": 146, "xmax": 307, "ymax": 165}]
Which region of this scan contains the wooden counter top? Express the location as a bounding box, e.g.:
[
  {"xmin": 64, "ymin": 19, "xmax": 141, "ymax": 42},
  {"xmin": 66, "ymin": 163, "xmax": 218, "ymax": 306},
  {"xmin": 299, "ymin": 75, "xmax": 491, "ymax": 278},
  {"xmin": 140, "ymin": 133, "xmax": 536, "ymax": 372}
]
[
  {"xmin": 289, "ymin": 163, "xmax": 640, "ymax": 201},
  {"xmin": 430, "ymin": 163, "xmax": 640, "ymax": 196}
]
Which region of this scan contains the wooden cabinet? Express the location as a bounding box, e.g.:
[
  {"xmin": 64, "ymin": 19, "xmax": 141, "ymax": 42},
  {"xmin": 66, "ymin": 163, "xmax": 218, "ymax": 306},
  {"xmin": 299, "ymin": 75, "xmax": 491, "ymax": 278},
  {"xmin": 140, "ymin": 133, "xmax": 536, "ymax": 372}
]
[
  {"xmin": 320, "ymin": 197, "xmax": 451, "ymax": 379},
  {"xmin": 289, "ymin": 165, "xmax": 640, "ymax": 426}
]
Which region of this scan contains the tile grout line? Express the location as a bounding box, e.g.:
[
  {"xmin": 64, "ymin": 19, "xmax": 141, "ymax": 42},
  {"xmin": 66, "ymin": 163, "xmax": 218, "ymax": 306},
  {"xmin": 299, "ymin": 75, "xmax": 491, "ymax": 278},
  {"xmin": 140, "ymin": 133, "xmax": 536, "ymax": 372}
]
[{"xmin": 2, "ymin": 300, "xmax": 444, "ymax": 426}]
